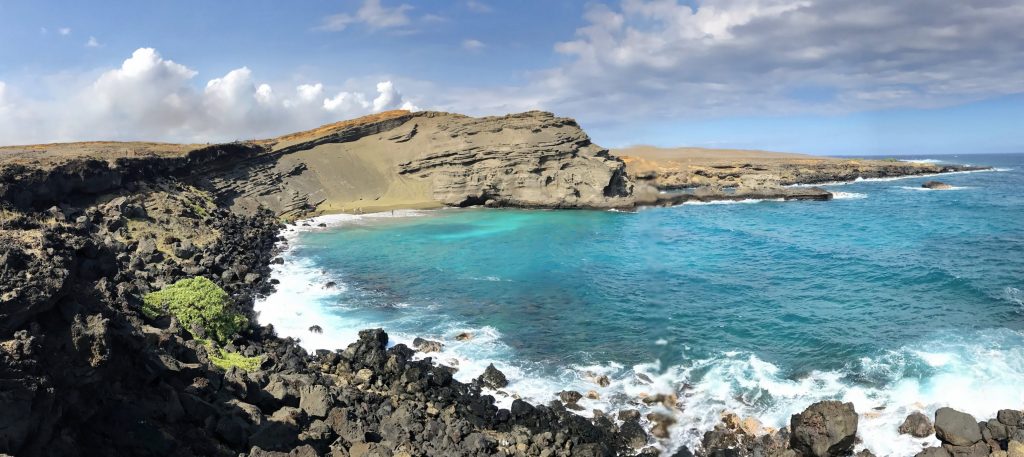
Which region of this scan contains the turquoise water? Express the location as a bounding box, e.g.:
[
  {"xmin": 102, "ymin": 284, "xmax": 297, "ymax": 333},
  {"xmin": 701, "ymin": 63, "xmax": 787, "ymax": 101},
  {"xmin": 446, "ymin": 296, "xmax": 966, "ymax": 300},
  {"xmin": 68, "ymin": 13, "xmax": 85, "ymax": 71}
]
[{"xmin": 257, "ymin": 154, "xmax": 1024, "ymax": 455}]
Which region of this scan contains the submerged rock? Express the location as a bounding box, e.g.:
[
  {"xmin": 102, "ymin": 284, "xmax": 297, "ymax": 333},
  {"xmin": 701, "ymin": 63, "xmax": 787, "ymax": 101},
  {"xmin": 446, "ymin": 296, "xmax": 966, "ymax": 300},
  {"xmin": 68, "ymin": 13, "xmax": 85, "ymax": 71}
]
[
  {"xmin": 789, "ymin": 401, "xmax": 858, "ymax": 457},
  {"xmin": 922, "ymin": 180, "xmax": 954, "ymax": 190}
]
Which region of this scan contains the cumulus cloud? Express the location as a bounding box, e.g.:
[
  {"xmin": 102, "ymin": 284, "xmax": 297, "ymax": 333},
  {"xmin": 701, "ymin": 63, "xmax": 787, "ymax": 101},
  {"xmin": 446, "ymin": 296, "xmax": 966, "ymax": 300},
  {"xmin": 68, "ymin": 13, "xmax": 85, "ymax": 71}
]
[
  {"xmin": 86, "ymin": 36, "xmax": 101, "ymax": 47},
  {"xmin": 372, "ymin": 81, "xmax": 419, "ymax": 112},
  {"xmin": 317, "ymin": 0, "xmax": 413, "ymax": 31},
  {"xmin": 58, "ymin": 27, "xmax": 71, "ymax": 36},
  {"xmin": 536, "ymin": 0, "xmax": 1024, "ymax": 121},
  {"xmin": 0, "ymin": 48, "xmax": 420, "ymax": 145}
]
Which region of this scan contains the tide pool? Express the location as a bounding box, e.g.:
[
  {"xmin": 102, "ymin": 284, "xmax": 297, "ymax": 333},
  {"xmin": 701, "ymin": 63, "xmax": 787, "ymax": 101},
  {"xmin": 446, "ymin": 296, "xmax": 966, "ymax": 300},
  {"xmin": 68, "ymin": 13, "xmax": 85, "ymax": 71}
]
[{"xmin": 256, "ymin": 153, "xmax": 1024, "ymax": 455}]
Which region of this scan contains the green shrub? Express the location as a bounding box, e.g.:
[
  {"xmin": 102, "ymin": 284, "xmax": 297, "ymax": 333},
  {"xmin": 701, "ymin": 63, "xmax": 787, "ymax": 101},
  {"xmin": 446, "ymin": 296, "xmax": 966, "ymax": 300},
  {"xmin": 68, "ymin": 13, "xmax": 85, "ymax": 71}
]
[
  {"xmin": 209, "ymin": 347, "xmax": 263, "ymax": 372},
  {"xmin": 142, "ymin": 277, "xmax": 248, "ymax": 344}
]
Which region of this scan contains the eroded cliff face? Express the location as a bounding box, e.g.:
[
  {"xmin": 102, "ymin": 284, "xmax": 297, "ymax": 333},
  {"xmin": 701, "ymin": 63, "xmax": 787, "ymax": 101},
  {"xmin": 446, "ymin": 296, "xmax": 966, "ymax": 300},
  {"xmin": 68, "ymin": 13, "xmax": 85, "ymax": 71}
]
[
  {"xmin": 192, "ymin": 110, "xmax": 635, "ymax": 216},
  {"xmin": 396, "ymin": 111, "xmax": 633, "ymax": 208},
  {"xmin": 0, "ymin": 110, "xmax": 637, "ymax": 219}
]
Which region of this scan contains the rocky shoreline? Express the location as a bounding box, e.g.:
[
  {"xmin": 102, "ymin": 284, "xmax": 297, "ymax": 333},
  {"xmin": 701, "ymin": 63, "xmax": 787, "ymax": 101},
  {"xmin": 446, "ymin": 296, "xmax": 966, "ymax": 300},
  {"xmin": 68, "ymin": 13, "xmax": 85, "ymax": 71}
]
[{"xmin": 1, "ymin": 111, "xmax": 1008, "ymax": 457}]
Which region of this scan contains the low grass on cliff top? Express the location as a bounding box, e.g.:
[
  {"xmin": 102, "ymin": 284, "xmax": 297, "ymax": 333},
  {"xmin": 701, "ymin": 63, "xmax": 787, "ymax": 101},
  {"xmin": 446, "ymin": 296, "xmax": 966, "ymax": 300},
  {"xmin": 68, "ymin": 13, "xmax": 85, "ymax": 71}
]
[{"xmin": 142, "ymin": 276, "xmax": 247, "ymax": 345}]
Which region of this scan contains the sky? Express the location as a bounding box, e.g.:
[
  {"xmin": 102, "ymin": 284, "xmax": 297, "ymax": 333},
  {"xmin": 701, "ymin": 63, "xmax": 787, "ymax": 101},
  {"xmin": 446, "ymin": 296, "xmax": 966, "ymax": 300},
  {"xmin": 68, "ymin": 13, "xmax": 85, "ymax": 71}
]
[{"xmin": 0, "ymin": 0, "xmax": 1022, "ymax": 155}]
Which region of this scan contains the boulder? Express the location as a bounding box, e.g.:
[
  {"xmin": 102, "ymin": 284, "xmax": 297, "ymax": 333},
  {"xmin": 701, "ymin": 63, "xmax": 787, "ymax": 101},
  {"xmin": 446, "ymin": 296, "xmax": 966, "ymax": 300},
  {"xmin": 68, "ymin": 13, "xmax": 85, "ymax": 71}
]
[
  {"xmin": 558, "ymin": 390, "xmax": 583, "ymax": 405},
  {"xmin": 915, "ymin": 447, "xmax": 952, "ymax": 457},
  {"xmin": 900, "ymin": 411, "xmax": 934, "ymax": 438},
  {"xmin": 298, "ymin": 385, "xmax": 333, "ymax": 418},
  {"xmin": 1010, "ymin": 440, "xmax": 1024, "ymax": 457},
  {"xmin": 412, "ymin": 337, "xmax": 443, "ymax": 353},
  {"xmin": 619, "ymin": 419, "xmax": 649, "ymax": 449},
  {"xmin": 998, "ymin": 410, "xmax": 1023, "ymax": 427},
  {"xmin": 790, "ymin": 401, "xmax": 858, "ymax": 457},
  {"xmin": 476, "ymin": 364, "xmax": 508, "ymax": 389},
  {"xmin": 942, "ymin": 442, "xmax": 989, "ymax": 457},
  {"xmin": 934, "ymin": 407, "xmax": 982, "ymax": 446},
  {"xmin": 618, "ymin": 409, "xmax": 641, "ymax": 422}
]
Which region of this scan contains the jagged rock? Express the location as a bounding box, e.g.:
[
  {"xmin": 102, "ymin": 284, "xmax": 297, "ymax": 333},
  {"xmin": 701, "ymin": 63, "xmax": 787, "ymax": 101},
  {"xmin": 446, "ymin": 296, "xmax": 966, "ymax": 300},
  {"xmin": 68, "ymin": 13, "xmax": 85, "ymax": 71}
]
[
  {"xmin": 999, "ymin": 410, "xmax": 1023, "ymax": 427},
  {"xmin": 620, "ymin": 419, "xmax": 649, "ymax": 449},
  {"xmin": 299, "ymin": 385, "xmax": 334, "ymax": 418},
  {"xmin": 477, "ymin": 363, "xmax": 508, "ymax": 389},
  {"xmin": 935, "ymin": 407, "xmax": 982, "ymax": 446},
  {"xmin": 900, "ymin": 411, "xmax": 935, "ymax": 438},
  {"xmin": 558, "ymin": 390, "xmax": 583, "ymax": 405},
  {"xmin": 1010, "ymin": 441, "xmax": 1024, "ymax": 457},
  {"xmin": 70, "ymin": 313, "xmax": 110, "ymax": 368},
  {"xmin": 618, "ymin": 409, "xmax": 641, "ymax": 422},
  {"xmin": 412, "ymin": 337, "xmax": 443, "ymax": 353},
  {"xmin": 916, "ymin": 447, "xmax": 952, "ymax": 457},
  {"xmin": 942, "ymin": 442, "xmax": 989, "ymax": 457},
  {"xmin": 790, "ymin": 401, "xmax": 858, "ymax": 457}
]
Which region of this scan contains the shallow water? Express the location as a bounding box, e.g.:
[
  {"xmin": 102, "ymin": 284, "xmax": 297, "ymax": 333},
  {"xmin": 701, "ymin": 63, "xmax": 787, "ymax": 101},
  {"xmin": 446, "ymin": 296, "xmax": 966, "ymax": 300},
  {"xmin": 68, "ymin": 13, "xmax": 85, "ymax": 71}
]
[{"xmin": 256, "ymin": 153, "xmax": 1024, "ymax": 456}]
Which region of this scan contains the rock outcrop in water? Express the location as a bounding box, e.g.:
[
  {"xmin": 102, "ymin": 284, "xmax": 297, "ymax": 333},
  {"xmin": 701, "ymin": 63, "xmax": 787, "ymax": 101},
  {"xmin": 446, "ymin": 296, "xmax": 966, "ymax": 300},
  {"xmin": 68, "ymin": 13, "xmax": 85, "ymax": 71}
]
[{"xmin": 617, "ymin": 146, "xmax": 989, "ymax": 203}]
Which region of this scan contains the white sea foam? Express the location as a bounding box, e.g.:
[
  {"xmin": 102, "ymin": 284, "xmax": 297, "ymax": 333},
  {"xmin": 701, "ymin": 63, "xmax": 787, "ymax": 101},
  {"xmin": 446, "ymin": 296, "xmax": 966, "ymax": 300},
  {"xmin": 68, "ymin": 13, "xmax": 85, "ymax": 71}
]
[
  {"xmin": 831, "ymin": 191, "xmax": 867, "ymax": 200},
  {"xmin": 257, "ymin": 225, "xmax": 1024, "ymax": 457},
  {"xmin": 901, "ymin": 184, "xmax": 970, "ymax": 190},
  {"xmin": 680, "ymin": 198, "xmax": 785, "ymax": 206}
]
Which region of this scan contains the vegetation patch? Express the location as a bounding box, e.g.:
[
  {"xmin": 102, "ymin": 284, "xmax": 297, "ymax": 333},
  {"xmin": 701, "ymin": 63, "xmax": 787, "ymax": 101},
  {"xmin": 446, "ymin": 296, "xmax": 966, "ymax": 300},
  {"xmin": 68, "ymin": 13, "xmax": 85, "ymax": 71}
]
[
  {"xmin": 208, "ymin": 347, "xmax": 263, "ymax": 372},
  {"xmin": 142, "ymin": 276, "xmax": 248, "ymax": 344}
]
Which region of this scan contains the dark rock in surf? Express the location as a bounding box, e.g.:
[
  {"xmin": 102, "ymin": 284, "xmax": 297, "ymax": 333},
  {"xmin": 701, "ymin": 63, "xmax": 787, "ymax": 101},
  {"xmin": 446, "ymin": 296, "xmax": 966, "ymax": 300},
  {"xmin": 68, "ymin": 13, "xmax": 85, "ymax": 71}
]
[
  {"xmin": 476, "ymin": 363, "xmax": 508, "ymax": 389},
  {"xmin": 412, "ymin": 337, "xmax": 443, "ymax": 353},
  {"xmin": 900, "ymin": 411, "xmax": 935, "ymax": 438},
  {"xmin": 922, "ymin": 181, "xmax": 953, "ymax": 190}
]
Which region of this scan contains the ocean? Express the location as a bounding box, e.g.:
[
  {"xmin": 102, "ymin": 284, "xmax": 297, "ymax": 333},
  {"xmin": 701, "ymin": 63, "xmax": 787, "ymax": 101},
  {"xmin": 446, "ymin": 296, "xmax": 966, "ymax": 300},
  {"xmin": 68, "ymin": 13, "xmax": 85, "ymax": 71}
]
[{"xmin": 255, "ymin": 153, "xmax": 1024, "ymax": 456}]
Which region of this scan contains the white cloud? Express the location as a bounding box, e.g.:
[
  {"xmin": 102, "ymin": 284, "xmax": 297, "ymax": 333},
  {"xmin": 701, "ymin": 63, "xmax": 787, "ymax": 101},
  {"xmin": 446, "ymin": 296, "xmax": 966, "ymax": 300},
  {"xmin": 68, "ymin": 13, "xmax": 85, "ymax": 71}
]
[
  {"xmin": 0, "ymin": 48, "xmax": 421, "ymax": 145},
  {"xmin": 466, "ymin": 0, "xmax": 493, "ymax": 13},
  {"xmin": 462, "ymin": 39, "xmax": 485, "ymax": 52},
  {"xmin": 86, "ymin": 36, "xmax": 101, "ymax": 47},
  {"xmin": 535, "ymin": 0, "xmax": 1024, "ymax": 121},
  {"xmin": 372, "ymin": 81, "xmax": 418, "ymax": 112},
  {"xmin": 295, "ymin": 83, "xmax": 324, "ymax": 103},
  {"xmin": 323, "ymin": 91, "xmax": 370, "ymax": 113},
  {"xmin": 58, "ymin": 27, "xmax": 71, "ymax": 36},
  {"xmin": 317, "ymin": 0, "xmax": 413, "ymax": 31}
]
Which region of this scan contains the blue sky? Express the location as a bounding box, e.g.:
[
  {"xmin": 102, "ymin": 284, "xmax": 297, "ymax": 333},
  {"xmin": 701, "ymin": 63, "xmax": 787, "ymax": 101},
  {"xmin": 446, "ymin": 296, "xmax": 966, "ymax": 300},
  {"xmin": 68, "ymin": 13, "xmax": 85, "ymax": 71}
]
[{"xmin": 0, "ymin": 0, "xmax": 1021, "ymax": 155}]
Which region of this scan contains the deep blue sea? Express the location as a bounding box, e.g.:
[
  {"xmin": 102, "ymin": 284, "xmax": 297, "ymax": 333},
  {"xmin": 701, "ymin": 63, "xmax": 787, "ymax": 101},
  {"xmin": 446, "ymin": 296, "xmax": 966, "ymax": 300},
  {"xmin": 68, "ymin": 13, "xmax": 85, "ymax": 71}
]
[{"xmin": 257, "ymin": 154, "xmax": 1024, "ymax": 455}]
